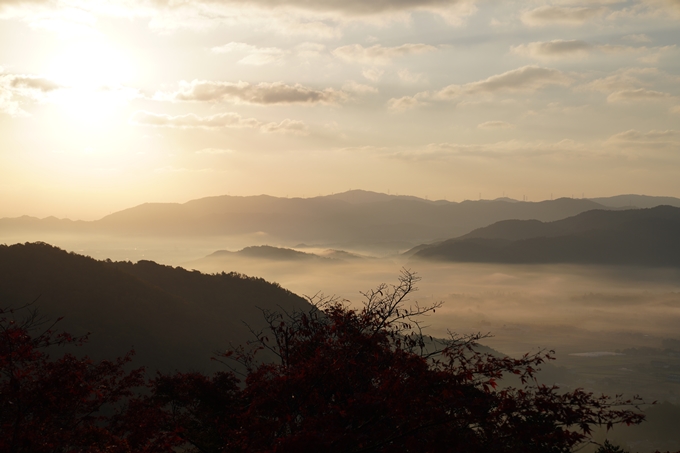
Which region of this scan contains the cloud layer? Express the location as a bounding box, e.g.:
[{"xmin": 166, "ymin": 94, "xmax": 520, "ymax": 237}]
[
  {"xmin": 157, "ymin": 80, "xmax": 346, "ymax": 105},
  {"xmin": 0, "ymin": 73, "xmax": 63, "ymax": 116},
  {"xmin": 129, "ymin": 110, "xmax": 310, "ymax": 135},
  {"xmin": 332, "ymin": 43, "xmax": 437, "ymax": 65},
  {"xmin": 389, "ymin": 65, "xmax": 573, "ymax": 110}
]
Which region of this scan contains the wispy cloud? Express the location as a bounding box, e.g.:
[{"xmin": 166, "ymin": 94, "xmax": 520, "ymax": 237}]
[
  {"xmin": 342, "ymin": 80, "xmax": 378, "ymax": 94},
  {"xmin": 195, "ymin": 148, "xmax": 235, "ymax": 155},
  {"xmin": 129, "ymin": 110, "xmax": 310, "ymax": 135},
  {"xmin": 387, "ymin": 95, "xmax": 427, "ymax": 112},
  {"xmin": 511, "ymin": 40, "xmax": 593, "ymax": 59},
  {"xmin": 438, "ymin": 66, "xmax": 572, "ymax": 98},
  {"xmin": 398, "ymin": 68, "xmax": 427, "ymax": 83},
  {"xmin": 156, "ymin": 80, "xmax": 346, "ymax": 105},
  {"xmin": 607, "ymin": 88, "xmax": 671, "ymax": 102},
  {"xmin": 578, "ymin": 67, "xmax": 657, "ymax": 92},
  {"xmin": 477, "ymin": 121, "xmax": 514, "ymax": 129},
  {"xmin": 577, "ymin": 67, "xmax": 677, "ymax": 102},
  {"xmin": 296, "ymin": 42, "xmax": 325, "ymax": 58},
  {"xmin": 387, "ymin": 66, "xmax": 572, "ymax": 111},
  {"xmin": 362, "ymin": 68, "xmax": 384, "ymax": 82},
  {"xmin": 387, "ymin": 139, "xmax": 587, "ymax": 161},
  {"xmin": 332, "ymin": 43, "xmax": 437, "ymax": 65},
  {"xmin": 260, "ymin": 118, "xmax": 310, "ymax": 135},
  {"xmin": 511, "ymin": 39, "xmax": 671, "ymax": 62},
  {"xmin": 0, "ymin": 72, "xmax": 63, "ymax": 116},
  {"xmin": 211, "ymin": 42, "xmax": 287, "ymax": 65},
  {"xmin": 604, "ymin": 129, "xmax": 680, "ymax": 151},
  {"xmin": 129, "ymin": 111, "xmax": 261, "ymax": 129},
  {"xmin": 0, "ymin": 0, "xmax": 480, "ymax": 38},
  {"xmin": 9, "ymin": 75, "xmax": 62, "ymax": 92},
  {"xmin": 624, "ymin": 34, "xmax": 652, "ymax": 43},
  {"xmin": 522, "ymin": 6, "xmax": 606, "ymax": 26}
]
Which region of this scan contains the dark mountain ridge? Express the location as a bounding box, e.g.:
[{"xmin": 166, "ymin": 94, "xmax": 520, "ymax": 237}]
[
  {"xmin": 413, "ymin": 205, "xmax": 680, "ymax": 266},
  {"xmin": 0, "ymin": 242, "xmax": 310, "ymax": 373}
]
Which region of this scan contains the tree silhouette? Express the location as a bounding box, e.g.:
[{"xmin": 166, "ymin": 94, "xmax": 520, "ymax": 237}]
[
  {"xmin": 129, "ymin": 270, "xmax": 647, "ymax": 453},
  {"xmin": 0, "ymin": 302, "xmax": 144, "ymax": 453}
]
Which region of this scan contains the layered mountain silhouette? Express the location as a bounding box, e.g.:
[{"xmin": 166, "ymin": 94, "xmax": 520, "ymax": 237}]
[
  {"xmin": 195, "ymin": 246, "xmax": 369, "ymax": 266},
  {"xmin": 0, "ymin": 191, "xmax": 627, "ymax": 250},
  {"xmin": 411, "ymin": 206, "xmax": 680, "ymax": 266},
  {"xmin": 590, "ymin": 194, "xmax": 680, "ymax": 209},
  {"xmin": 206, "ymin": 245, "xmax": 335, "ymax": 262},
  {"xmin": 0, "ymin": 242, "xmax": 310, "ymax": 373}
]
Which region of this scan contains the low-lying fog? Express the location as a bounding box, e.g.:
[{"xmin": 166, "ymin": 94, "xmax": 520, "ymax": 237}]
[
  {"xmin": 6, "ymin": 234, "xmax": 679, "ymax": 358},
  {"xmin": 188, "ymin": 250, "xmax": 680, "ymax": 410},
  {"xmin": 191, "ymin": 254, "xmax": 680, "ymax": 354},
  {"xmin": 5, "ymin": 234, "xmax": 680, "ymax": 406}
]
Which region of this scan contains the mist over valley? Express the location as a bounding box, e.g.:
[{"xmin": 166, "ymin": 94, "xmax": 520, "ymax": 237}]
[{"xmin": 3, "ymin": 191, "xmax": 680, "ymax": 450}]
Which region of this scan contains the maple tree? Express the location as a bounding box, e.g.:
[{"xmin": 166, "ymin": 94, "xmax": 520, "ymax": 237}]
[
  {"xmin": 4, "ymin": 271, "xmax": 674, "ymax": 452},
  {"xmin": 0, "ymin": 303, "xmax": 144, "ymax": 453},
  {"xmin": 126, "ymin": 270, "xmax": 648, "ymax": 453}
]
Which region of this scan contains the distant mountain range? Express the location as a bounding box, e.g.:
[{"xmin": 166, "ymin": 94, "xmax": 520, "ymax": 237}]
[
  {"xmin": 200, "ymin": 245, "xmax": 368, "ymax": 263},
  {"xmin": 5, "ymin": 191, "xmax": 678, "ymax": 252},
  {"xmin": 411, "ymin": 205, "xmax": 680, "ymax": 267},
  {"xmin": 0, "ymin": 242, "xmax": 310, "ymax": 373},
  {"xmin": 207, "ymin": 245, "xmax": 335, "ymax": 262}
]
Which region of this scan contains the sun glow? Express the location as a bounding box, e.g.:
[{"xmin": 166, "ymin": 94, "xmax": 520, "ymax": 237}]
[
  {"xmin": 45, "ymin": 39, "xmax": 137, "ymax": 121},
  {"xmin": 47, "ymin": 39, "xmax": 134, "ymax": 87}
]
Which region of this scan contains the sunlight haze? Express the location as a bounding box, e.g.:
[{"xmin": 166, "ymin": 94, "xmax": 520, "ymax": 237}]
[{"xmin": 1, "ymin": 0, "xmax": 679, "ymax": 219}]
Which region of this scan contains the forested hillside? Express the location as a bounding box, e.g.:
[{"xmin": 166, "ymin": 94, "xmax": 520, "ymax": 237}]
[
  {"xmin": 413, "ymin": 206, "xmax": 680, "ymax": 266},
  {"xmin": 0, "ymin": 242, "xmax": 310, "ymax": 372}
]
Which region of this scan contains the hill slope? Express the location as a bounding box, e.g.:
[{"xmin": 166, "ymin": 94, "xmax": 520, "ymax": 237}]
[
  {"xmin": 413, "ymin": 206, "xmax": 680, "ymax": 266},
  {"xmin": 0, "ymin": 242, "xmax": 310, "ymax": 373}
]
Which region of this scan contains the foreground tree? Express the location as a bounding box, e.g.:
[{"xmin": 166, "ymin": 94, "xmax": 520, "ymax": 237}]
[
  {"xmin": 0, "ymin": 303, "xmax": 144, "ymax": 453},
  {"xmin": 130, "ymin": 270, "xmax": 647, "ymax": 453}
]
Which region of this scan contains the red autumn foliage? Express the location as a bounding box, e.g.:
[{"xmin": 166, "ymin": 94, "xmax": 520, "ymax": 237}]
[
  {"xmin": 122, "ymin": 270, "xmax": 648, "ymax": 453},
  {"xmin": 0, "ymin": 303, "xmax": 144, "ymax": 453},
  {"xmin": 5, "ymin": 271, "xmax": 671, "ymax": 452}
]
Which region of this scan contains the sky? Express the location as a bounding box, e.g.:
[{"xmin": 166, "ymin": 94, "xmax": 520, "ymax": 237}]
[{"xmin": 0, "ymin": 0, "xmax": 679, "ymax": 219}]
